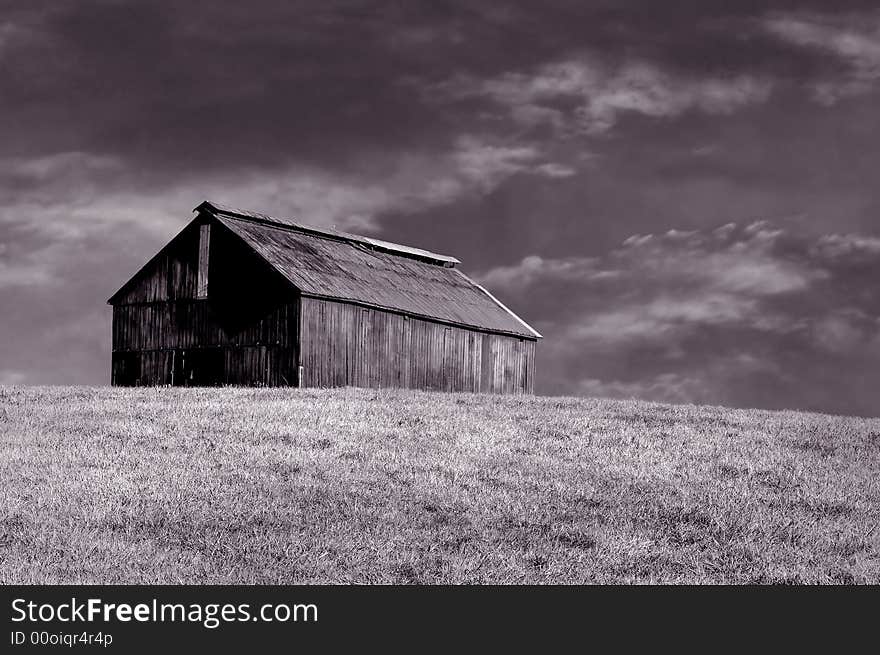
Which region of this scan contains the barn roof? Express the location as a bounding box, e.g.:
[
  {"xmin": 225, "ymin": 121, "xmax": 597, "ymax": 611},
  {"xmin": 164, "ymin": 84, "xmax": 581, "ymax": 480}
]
[{"xmin": 199, "ymin": 201, "xmax": 541, "ymax": 339}]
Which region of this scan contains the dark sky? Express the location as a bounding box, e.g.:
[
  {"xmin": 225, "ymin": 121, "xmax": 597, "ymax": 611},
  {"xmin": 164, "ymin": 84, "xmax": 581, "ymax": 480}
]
[{"xmin": 2, "ymin": 1, "xmax": 880, "ymax": 416}]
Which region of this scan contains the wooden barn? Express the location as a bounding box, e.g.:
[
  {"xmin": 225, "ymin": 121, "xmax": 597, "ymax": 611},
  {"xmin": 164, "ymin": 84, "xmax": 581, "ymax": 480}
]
[{"xmin": 108, "ymin": 201, "xmax": 541, "ymax": 393}]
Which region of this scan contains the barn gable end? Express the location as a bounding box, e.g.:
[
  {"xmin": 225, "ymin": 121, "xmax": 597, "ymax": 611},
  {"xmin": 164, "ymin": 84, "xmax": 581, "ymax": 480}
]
[{"xmin": 108, "ymin": 214, "xmax": 300, "ymax": 386}]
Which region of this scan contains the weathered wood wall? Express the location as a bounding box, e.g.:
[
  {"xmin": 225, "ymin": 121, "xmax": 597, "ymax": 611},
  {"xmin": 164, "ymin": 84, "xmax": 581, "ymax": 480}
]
[
  {"xmin": 112, "ymin": 302, "xmax": 298, "ymax": 352},
  {"xmin": 299, "ymin": 296, "xmax": 536, "ymax": 393},
  {"xmin": 111, "ymin": 303, "xmax": 299, "ymax": 386},
  {"xmin": 111, "ymin": 219, "xmax": 300, "ymax": 386}
]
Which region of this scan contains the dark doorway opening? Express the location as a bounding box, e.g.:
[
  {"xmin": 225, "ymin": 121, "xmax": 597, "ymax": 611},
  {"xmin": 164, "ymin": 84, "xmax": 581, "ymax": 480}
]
[
  {"xmin": 113, "ymin": 352, "xmax": 140, "ymax": 386},
  {"xmin": 174, "ymin": 348, "xmax": 224, "ymax": 386}
]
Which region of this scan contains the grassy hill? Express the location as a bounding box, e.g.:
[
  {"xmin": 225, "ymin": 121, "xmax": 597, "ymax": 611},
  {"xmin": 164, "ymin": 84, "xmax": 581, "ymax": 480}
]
[{"xmin": 1, "ymin": 386, "xmax": 878, "ymax": 584}]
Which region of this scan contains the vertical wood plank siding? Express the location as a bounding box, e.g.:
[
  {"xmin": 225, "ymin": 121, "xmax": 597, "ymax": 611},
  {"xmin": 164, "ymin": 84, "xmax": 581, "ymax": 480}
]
[
  {"xmin": 299, "ymin": 297, "xmax": 536, "ymax": 394},
  {"xmin": 111, "ymin": 302, "xmax": 300, "ymax": 386}
]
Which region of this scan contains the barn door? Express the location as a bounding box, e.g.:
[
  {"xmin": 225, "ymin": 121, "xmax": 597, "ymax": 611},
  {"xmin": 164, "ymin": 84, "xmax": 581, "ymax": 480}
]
[
  {"xmin": 173, "ymin": 348, "xmax": 224, "ymax": 386},
  {"xmin": 113, "ymin": 352, "xmax": 140, "ymax": 386}
]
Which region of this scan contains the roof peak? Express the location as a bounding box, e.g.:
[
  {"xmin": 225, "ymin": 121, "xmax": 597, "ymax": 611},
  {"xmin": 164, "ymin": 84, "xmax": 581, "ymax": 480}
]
[{"xmin": 195, "ymin": 200, "xmax": 460, "ymax": 267}]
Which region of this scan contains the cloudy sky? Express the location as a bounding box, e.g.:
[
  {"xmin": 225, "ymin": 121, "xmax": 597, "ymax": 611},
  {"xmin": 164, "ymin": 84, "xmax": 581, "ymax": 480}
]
[{"xmin": 2, "ymin": 1, "xmax": 880, "ymax": 416}]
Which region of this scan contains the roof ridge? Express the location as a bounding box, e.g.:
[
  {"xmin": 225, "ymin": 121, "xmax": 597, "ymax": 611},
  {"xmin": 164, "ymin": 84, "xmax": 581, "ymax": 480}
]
[{"xmin": 195, "ymin": 200, "xmax": 460, "ymax": 266}]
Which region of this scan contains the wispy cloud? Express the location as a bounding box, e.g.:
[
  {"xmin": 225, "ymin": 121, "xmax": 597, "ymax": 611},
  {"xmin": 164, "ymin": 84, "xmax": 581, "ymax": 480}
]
[
  {"xmin": 533, "ymin": 162, "xmax": 577, "ymax": 178},
  {"xmin": 0, "ymin": 135, "xmax": 576, "ymax": 292},
  {"xmin": 763, "ymin": 12, "xmax": 880, "ymax": 103},
  {"xmin": 0, "ymin": 369, "xmax": 26, "ymax": 385},
  {"xmin": 0, "ymin": 241, "xmax": 69, "ymax": 289},
  {"xmin": 481, "ymin": 221, "xmax": 820, "ymax": 326},
  {"xmin": 812, "ymin": 233, "xmax": 880, "ymax": 261},
  {"xmin": 567, "ymin": 294, "xmax": 767, "ymax": 345},
  {"xmin": 449, "ymin": 136, "xmax": 573, "ymax": 191},
  {"xmin": 478, "ymin": 254, "xmax": 610, "ymax": 289},
  {"xmin": 476, "ymin": 221, "xmax": 880, "ymax": 413},
  {"xmin": 429, "ymin": 57, "xmax": 773, "ymax": 135}
]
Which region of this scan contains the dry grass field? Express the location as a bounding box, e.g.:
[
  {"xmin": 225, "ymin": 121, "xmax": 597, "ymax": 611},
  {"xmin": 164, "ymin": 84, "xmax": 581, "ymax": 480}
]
[{"xmin": 1, "ymin": 386, "xmax": 878, "ymax": 584}]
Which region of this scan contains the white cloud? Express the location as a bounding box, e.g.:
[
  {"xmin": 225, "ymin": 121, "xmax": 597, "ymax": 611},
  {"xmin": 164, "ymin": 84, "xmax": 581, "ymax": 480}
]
[
  {"xmin": 0, "ymin": 241, "xmax": 71, "ymax": 288},
  {"xmin": 567, "ymin": 293, "xmax": 764, "ymax": 345},
  {"xmin": 0, "ymin": 369, "xmax": 26, "ymax": 385},
  {"xmin": 616, "ymin": 223, "xmax": 819, "ymax": 297},
  {"xmin": 763, "ymin": 13, "xmax": 880, "ymax": 103},
  {"xmin": 811, "ymin": 311, "xmax": 869, "ymax": 353},
  {"xmin": 2, "ymin": 151, "xmax": 123, "ymax": 181},
  {"xmin": 451, "ymin": 137, "xmax": 541, "ymax": 191},
  {"xmin": 431, "ymin": 57, "xmax": 773, "ymax": 134},
  {"xmin": 533, "ymin": 162, "xmax": 577, "ymax": 178},
  {"xmin": 0, "ymin": 138, "xmax": 580, "ymax": 291},
  {"xmin": 450, "ymin": 136, "xmax": 580, "ymax": 189},
  {"xmin": 477, "ymin": 254, "xmax": 612, "ymax": 290},
  {"xmin": 812, "ymin": 233, "xmax": 880, "ymax": 261},
  {"xmin": 481, "ymin": 221, "xmax": 817, "ymax": 303},
  {"xmin": 476, "ymin": 221, "xmax": 845, "ymax": 351}
]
